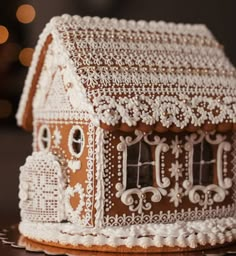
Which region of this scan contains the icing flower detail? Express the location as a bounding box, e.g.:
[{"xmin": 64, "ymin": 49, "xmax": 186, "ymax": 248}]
[
  {"xmin": 169, "ymin": 161, "xmax": 183, "ymax": 181},
  {"xmin": 53, "ymin": 126, "xmax": 62, "ymax": 147},
  {"xmin": 170, "ymin": 136, "xmax": 183, "ymax": 158},
  {"xmin": 168, "ymin": 183, "xmax": 183, "ymax": 207},
  {"xmin": 68, "ymin": 160, "xmax": 81, "ymax": 172}
]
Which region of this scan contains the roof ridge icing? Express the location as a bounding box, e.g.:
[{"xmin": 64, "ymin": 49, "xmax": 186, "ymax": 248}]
[
  {"xmin": 50, "ymin": 14, "xmax": 213, "ymax": 37},
  {"xmin": 16, "ymin": 14, "xmax": 236, "ymax": 132}
]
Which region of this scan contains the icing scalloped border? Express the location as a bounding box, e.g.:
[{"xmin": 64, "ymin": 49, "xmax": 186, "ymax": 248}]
[{"xmin": 19, "ymin": 217, "xmax": 236, "ymax": 249}]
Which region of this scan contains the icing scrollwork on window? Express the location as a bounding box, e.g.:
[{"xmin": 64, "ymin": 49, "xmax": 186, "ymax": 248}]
[
  {"xmin": 217, "ymin": 141, "xmax": 232, "ymax": 189},
  {"xmin": 119, "ymin": 187, "xmax": 163, "ymax": 214},
  {"xmin": 116, "ymin": 130, "xmax": 170, "ymax": 214},
  {"xmin": 183, "ymin": 130, "xmax": 232, "ymax": 209},
  {"xmin": 188, "ymin": 184, "xmax": 226, "ymax": 208}
]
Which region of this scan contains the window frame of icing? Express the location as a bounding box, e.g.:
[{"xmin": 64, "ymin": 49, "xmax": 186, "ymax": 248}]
[
  {"xmin": 68, "ymin": 125, "xmax": 85, "ymax": 158},
  {"xmin": 183, "ymin": 130, "xmax": 232, "ymax": 209},
  {"xmin": 126, "ymin": 139, "xmax": 154, "ymax": 189},
  {"xmin": 116, "ymin": 130, "xmax": 170, "ymax": 214},
  {"xmin": 38, "ymin": 124, "xmax": 51, "ymax": 151}
]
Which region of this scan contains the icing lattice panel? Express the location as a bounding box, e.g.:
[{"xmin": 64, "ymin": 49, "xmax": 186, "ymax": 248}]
[{"xmin": 19, "ymin": 151, "xmax": 65, "ymax": 222}]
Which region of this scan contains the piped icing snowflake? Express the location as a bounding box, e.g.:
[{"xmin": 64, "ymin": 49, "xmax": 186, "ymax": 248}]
[
  {"xmin": 170, "ymin": 136, "xmax": 183, "ymax": 158},
  {"xmin": 168, "ymin": 183, "xmax": 184, "ymax": 207},
  {"xmin": 169, "ymin": 161, "xmax": 183, "ymax": 181},
  {"xmin": 53, "ymin": 126, "xmax": 62, "ymax": 147}
]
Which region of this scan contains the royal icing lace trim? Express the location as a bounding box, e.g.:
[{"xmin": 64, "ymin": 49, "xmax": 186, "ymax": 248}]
[{"xmin": 16, "ymin": 15, "xmax": 236, "ymax": 130}]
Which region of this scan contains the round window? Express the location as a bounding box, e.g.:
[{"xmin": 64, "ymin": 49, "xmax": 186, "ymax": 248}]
[
  {"xmin": 38, "ymin": 125, "xmax": 51, "ymax": 151},
  {"xmin": 69, "ymin": 126, "xmax": 85, "ymax": 157}
]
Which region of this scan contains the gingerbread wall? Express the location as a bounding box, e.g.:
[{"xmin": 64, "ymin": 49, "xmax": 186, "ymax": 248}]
[
  {"xmin": 102, "ymin": 129, "xmax": 235, "ymax": 227},
  {"xmin": 33, "ymin": 118, "xmax": 97, "ymax": 226}
]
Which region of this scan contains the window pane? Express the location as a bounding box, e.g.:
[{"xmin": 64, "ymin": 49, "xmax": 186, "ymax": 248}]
[
  {"xmin": 127, "ymin": 166, "xmax": 138, "ymax": 189},
  {"xmin": 139, "ymin": 164, "xmax": 153, "ymax": 187},
  {"xmin": 193, "ymin": 143, "xmax": 201, "ymax": 163},
  {"xmin": 202, "ymin": 140, "xmax": 213, "ymax": 161},
  {"xmin": 69, "ymin": 126, "xmax": 85, "ymax": 157},
  {"xmin": 42, "ymin": 128, "xmax": 48, "ymax": 148},
  {"xmin": 127, "ymin": 142, "xmax": 140, "ymax": 165},
  {"xmin": 192, "ymin": 139, "xmax": 214, "ymax": 186},
  {"xmin": 126, "ymin": 139, "xmax": 153, "ymax": 189},
  {"xmin": 201, "ymin": 163, "xmax": 214, "ymax": 185},
  {"xmin": 38, "ymin": 125, "xmax": 50, "ymax": 151},
  {"xmin": 72, "ymin": 141, "xmax": 81, "ymax": 154},
  {"xmin": 71, "ymin": 128, "xmax": 83, "ymax": 155},
  {"xmin": 42, "ymin": 128, "xmax": 48, "ymax": 139},
  {"xmin": 193, "ymin": 163, "xmax": 200, "ymax": 185},
  {"xmin": 140, "ymin": 141, "xmax": 152, "ymax": 163},
  {"xmin": 73, "ymin": 129, "xmax": 82, "ymax": 142}
]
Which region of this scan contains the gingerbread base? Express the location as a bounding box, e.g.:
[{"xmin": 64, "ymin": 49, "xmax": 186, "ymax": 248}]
[
  {"xmin": 2, "ymin": 224, "xmax": 236, "ymax": 256},
  {"xmin": 19, "ymin": 217, "xmax": 236, "ymax": 252},
  {"xmin": 22, "ymin": 235, "xmax": 236, "ymax": 254}
]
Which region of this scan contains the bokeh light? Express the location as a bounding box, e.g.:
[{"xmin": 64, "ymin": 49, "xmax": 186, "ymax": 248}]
[
  {"xmin": 0, "ymin": 25, "xmax": 9, "ymax": 44},
  {"xmin": 0, "ymin": 100, "xmax": 12, "ymax": 119},
  {"xmin": 19, "ymin": 48, "xmax": 34, "ymax": 67},
  {"xmin": 16, "ymin": 4, "xmax": 36, "ymax": 24}
]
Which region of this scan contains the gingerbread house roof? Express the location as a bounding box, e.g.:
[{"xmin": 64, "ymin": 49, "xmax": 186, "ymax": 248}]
[{"xmin": 16, "ymin": 15, "xmax": 236, "ymax": 132}]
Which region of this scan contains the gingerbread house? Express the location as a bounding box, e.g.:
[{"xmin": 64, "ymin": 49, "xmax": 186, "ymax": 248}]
[{"xmin": 16, "ymin": 15, "xmax": 236, "ymax": 252}]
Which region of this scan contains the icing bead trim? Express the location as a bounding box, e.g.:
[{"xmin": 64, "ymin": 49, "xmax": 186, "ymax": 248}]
[
  {"xmin": 19, "ymin": 216, "xmax": 236, "ymax": 249},
  {"xmin": 94, "ymin": 127, "xmax": 105, "ymax": 227},
  {"xmin": 103, "ymin": 204, "xmax": 235, "ymax": 226},
  {"xmin": 83, "ymin": 122, "xmax": 96, "ymax": 226}
]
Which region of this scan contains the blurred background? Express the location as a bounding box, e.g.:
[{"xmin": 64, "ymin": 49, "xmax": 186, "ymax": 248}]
[{"xmin": 0, "ymin": 0, "xmax": 236, "ymax": 225}]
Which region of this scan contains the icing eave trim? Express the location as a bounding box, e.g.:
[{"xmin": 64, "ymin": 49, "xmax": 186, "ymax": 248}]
[
  {"xmin": 16, "ymin": 32, "xmax": 53, "ymax": 131},
  {"xmin": 99, "ymin": 121, "xmax": 236, "ymax": 133}
]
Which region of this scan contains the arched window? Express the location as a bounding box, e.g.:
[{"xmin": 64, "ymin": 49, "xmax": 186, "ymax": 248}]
[
  {"xmin": 38, "ymin": 125, "xmax": 51, "ymax": 151},
  {"xmin": 193, "ymin": 139, "xmax": 215, "ymax": 185},
  {"xmin": 69, "ymin": 126, "xmax": 85, "ymax": 157},
  {"xmin": 126, "ymin": 140, "xmax": 153, "ymax": 189}
]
